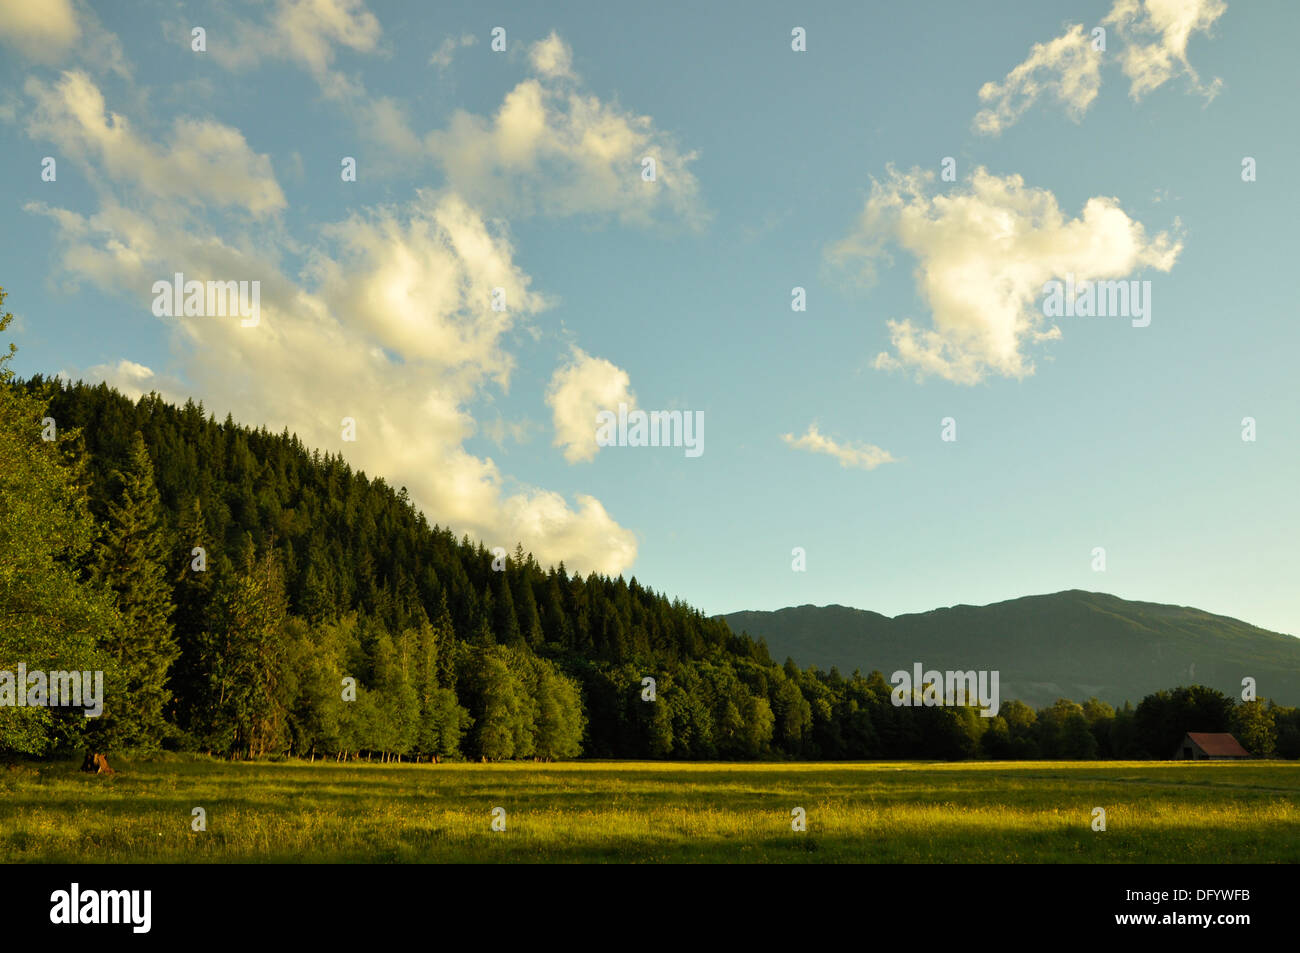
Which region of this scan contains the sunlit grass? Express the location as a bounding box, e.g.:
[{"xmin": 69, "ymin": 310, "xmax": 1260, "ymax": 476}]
[{"xmin": 2, "ymin": 758, "xmax": 1296, "ymax": 863}]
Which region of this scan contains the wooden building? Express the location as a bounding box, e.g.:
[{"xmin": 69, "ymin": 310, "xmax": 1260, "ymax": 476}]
[{"xmin": 1173, "ymin": 732, "xmax": 1252, "ymax": 760}]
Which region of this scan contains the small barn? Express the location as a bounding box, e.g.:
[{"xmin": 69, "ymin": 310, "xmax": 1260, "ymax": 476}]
[{"xmin": 1174, "ymin": 732, "xmax": 1252, "ymax": 760}]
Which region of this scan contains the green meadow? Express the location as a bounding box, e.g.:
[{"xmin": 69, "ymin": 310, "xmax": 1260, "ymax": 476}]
[{"xmin": 2, "ymin": 758, "xmax": 1297, "ymax": 863}]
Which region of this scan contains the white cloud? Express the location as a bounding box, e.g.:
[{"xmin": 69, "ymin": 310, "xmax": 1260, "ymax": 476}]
[
  {"xmin": 91, "ymin": 358, "xmax": 152, "ymax": 387},
  {"xmin": 828, "ymin": 166, "xmax": 1182, "ymax": 384},
  {"xmin": 974, "ymin": 24, "xmax": 1102, "ymax": 135},
  {"xmin": 974, "ymin": 0, "xmax": 1227, "ymax": 135},
  {"xmin": 1104, "ymin": 0, "xmax": 1227, "ymax": 100},
  {"xmin": 26, "ymin": 71, "xmax": 285, "ymax": 217},
  {"xmin": 782, "ymin": 424, "xmax": 896, "ymax": 471},
  {"xmin": 529, "ymin": 31, "xmax": 574, "ymax": 79},
  {"xmin": 309, "ymin": 192, "xmax": 548, "ymax": 388},
  {"xmin": 500, "ymin": 492, "xmax": 636, "ymax": 573},
  {"xmin": 0, "ymin": 0, "xmax": 128, "ymax": 77},
  {"xmin": 0, "ymin": 0, "xmax": 79, "ymax": 58},
  {"xmin": 212, "ymin": 0, "xmax": 382, "ymax": 99},
  {"xmin": 426, "ymin": 33, "xmax": 705, "ymax": 227},
  {"xmin": 546, "ymin": 346, "xmax": 637, "ymax": 463},
  {"xmin": 74, "ymin": 359, "xmax": 187, "ymax": 402}
]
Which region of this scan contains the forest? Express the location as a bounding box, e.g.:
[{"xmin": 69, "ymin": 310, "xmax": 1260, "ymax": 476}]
[{"xmin": 3, "ymin": 292, "xmax": 1298, "ymax": 764}]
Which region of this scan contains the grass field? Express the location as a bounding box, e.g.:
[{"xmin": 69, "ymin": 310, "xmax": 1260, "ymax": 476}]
[{"xmin": 3, "ymin": 757, "xmax": 1298, "ymax": 863}]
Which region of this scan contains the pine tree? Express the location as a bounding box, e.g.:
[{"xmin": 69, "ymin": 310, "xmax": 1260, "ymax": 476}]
[
  {"xmin": 431, "ymin": 591, "xmax": 457, "ymax": 689},
  {"xmin": 204, "ymin": 546, "xmax": 291, "ymax": 758},
  {"xmin": 170, "ymin": 496, "xmax": 212, "ymax": 734},
  {"xmin": 93, "ymin": 431, "xmax": 180, "ymax": 750},
  {"xmin": 301, "ymin": 560, "xmax": 335, "ymax": 623},
  {"xmin": 540, "ymin": 573, "xmax": 571, "ymax": 647},
  {"xmin": 493, "ymin": 572, "xmax": 522, "ymax": 646},
  {"xmin": 512, "ymin": 571, "xmax": 544, "ymax": 648}
]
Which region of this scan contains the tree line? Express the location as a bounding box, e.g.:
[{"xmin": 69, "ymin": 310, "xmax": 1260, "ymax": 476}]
[{"xmin": 3, "ymin": 289, "xmax": 1297, "ymax": 763}]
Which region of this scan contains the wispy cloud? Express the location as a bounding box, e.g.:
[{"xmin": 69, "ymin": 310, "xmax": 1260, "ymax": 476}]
[
  {"xmin": 425, "ymin": 32, "xmax": 706, "ymax": 228},
  {"xmin": 974, "ymin": 0, "xmax": 1227, "ymax": 135},
  {"xmin": 782, "ymin": 424, "xmax": 896, "ymax": 471},
  {"xmin": 1104, "ymin": 0, "xmax": 1227, "ymax": 101},
  {"xmin": 209, "ymin": 0, "xmax": 382, "ymax": 99},
  {"xmin": 974, "ymin": 24, "xmax": 1102, "ymax": 135},
  {"xmin": 26, "ymin": 70, "xmax": 285, "ymax": 216}
]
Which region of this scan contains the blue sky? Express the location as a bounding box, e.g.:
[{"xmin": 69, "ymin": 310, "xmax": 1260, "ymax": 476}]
[{"xmin": 2, "ymin": 0, "xmax": 1297, "ymax": 635}]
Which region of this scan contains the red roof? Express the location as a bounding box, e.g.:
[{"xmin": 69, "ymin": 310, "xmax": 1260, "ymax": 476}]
[{"xmin": 1187, "ymin": 732, "xmax": 1251, "ymax": 757}]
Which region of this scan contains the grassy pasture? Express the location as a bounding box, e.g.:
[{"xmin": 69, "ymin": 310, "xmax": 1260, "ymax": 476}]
[{"xmin": 2, "ymin": 758, "xmax": 1297, "ymax": 863}]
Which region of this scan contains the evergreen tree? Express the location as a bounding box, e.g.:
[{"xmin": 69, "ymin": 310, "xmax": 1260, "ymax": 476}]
[
  {"xmin": 170, "ymin": 496, "xmax": 213, "ymax": 735},
  {"xmin": 492, "ymin": 572, "xmax": 522, "ymax": 646},
  {"xmin": 431, "ymin": 592, "xmax": 457, "ymax": 689},
  {"xmin": 92, "ymin": 430, "xmax": 179, "ymax": 750},
  {"xmin": 513, "ymin": 573, "xmax": 544, "ymax": 648},
  {"xmin": 201, "ymin": 546, "xmax": 290, "ymax": 757}
]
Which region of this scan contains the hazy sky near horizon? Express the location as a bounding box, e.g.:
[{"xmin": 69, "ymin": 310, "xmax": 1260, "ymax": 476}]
[{"xmin": 2, "ymin": 0, "xmax": 1297, "ymax": 635}]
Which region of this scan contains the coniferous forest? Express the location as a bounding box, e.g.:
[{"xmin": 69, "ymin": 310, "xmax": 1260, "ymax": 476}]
[{"xmin": 3, "ymin": 297, "xmax": 1297, "ymax": 764}]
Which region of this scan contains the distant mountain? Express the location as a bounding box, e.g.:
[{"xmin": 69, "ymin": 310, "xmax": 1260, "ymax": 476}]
[{"xmin": 723, "ymin": 591, "xmax": 1300, "ymax": 708}]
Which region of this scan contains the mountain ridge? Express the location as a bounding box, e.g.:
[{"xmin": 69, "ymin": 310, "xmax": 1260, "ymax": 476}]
[
  {"xmin": 726, "ymin": 589, "xmax": 1295, "ymax": 633},
  {"xmin": 722, "ymin": 590, "xmax": 1300, "ymax": 708}
]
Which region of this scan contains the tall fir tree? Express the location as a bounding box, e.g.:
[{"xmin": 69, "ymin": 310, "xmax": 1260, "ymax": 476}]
[
  {"xmin": 511, "ymin": 569, "xmax": 545, "ymax": 648},
  {"xmin": 169, "ymin": 496, "xmax": 212, "ymax": 733},
  {"xmin": 202, "ymin": 543, "xmax": 291, "ymax": 758},
  {"xmin": 93, "ymin": 430, "xmax": 179, "ymax": 750},
  {"xmin": 493, "ymin": 571, "xmax": 522, "ymax": 647}
]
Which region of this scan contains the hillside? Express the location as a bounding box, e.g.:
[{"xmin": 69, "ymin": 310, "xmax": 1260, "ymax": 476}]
[
  {"xmin": 723, "ymin": 591, "xmax": 1300, "ymax": 708},
  {"xmin": 9, "ymin": 373, "xmax": 778, "ymax": 761},
  {"xmin": 6, "ymin": 364, "xmax": 1298, "ymax": 762}
]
